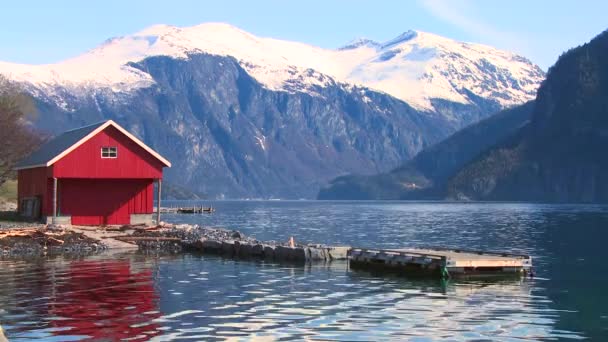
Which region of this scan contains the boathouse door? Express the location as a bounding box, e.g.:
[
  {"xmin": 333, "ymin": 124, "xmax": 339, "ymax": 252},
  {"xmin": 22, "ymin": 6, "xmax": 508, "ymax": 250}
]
[{"xmin": 60, "ymin": 179, "xmax": 152, "ymax": 225}]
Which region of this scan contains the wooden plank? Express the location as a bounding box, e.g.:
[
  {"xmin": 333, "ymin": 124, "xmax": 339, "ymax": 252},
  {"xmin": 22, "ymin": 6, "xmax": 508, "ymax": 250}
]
[
  {"xmin": 421, "ymin": 246, "xmax": 531, "ymax": 259},
  {"xmin": 349, "ymin": 246, "xmax": 532, "ymax": 277},
  {"xmin": 350, "ymin": 248, "xmax": 446, "ymax": 260},
  {"xmin": 114, "ymin": 236, "xmax": 181, "ymax": 242}
]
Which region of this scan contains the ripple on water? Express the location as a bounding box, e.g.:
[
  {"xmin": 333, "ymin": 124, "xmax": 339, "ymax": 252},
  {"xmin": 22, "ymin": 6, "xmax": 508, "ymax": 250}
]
[{"xmin": 1, "ymin": 201, "xmax": 602, "ymax": 340}]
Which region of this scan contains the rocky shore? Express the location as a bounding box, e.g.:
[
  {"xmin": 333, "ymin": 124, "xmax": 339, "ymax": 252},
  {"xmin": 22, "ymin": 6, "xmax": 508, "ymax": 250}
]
[
  {"xmin": 0, "ymin": 221, "xmax": 350, "ymax": 262},
  {"xmin": 129, "ymin": 223, "xmax": 350, "ymax": 262},
  {"xmin": 0, "ymin": 225, "xmax": 106, "ymax": 257}
]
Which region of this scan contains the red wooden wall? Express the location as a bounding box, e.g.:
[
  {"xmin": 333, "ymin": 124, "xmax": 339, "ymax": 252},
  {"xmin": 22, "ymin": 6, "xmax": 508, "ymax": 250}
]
[
  {"xmin": 52, "ymin": 125, "xmax": 164, "ymax": 179},
  {"xmin": 17, "ymin": 167, "xmax": 53, "ymax": 216},
  {"xmin": 60, "ymin": 179, "xmax": 154, "ymax": 225}
]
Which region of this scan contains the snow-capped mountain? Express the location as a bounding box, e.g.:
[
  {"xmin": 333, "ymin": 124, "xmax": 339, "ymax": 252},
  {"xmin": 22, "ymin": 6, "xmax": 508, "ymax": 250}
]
[
  {"xmin": 0, "ymin": 23, "xmax": 546, "ymax": 199},
  {"xmin": 0, "ymin": 23, "xmax": 543, "ymax": 112}
]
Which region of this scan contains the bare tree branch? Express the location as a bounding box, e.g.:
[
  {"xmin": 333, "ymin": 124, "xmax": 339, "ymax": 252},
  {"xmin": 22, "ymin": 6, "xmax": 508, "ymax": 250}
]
[{"xmin": 0, "ymin": 75, "xmax": 45, "ymax": 186}]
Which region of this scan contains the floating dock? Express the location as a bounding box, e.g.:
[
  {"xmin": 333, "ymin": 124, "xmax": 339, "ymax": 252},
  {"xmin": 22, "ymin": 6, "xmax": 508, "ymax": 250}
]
[
  {"xmin": 28, "ymin": 221, "xmax": 532, "ymax": 279},
  {"xmin": 156, "ymin": 206, "xmax": 215, "ymax": 214},
  {"xmin": 349, "ymin": 247, "xmax": 532, "ymax": 278}
]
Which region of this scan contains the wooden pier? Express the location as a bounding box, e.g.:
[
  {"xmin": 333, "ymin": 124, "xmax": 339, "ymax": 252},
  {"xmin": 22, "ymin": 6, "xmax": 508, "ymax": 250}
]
[
  {"xmin": 349, "ymin": 247, "xmax": 532, "ymax": 278},
  {"xmin": 157, "ymin": 206, "xmax": 215, "ymax": 214},
  {"xmin": 58, "ymin": 220, "xmax": 533, "ymax": 279}
]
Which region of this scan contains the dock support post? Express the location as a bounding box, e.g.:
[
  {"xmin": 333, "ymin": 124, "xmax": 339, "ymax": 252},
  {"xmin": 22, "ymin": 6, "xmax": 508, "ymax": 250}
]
[
  {"xmin": 52, "ymin": 177, "xmax": 58, "ymax": 224},
  {"xmin": 156, "ymin": 179, "xmax": 162, "ymax": 225}
]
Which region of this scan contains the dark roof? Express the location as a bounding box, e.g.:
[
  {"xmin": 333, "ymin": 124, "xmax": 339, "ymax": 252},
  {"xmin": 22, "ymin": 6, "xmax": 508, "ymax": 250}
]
[{"xmin": 15, "ymin": 121, "xmax": 107, "ymax": 169}]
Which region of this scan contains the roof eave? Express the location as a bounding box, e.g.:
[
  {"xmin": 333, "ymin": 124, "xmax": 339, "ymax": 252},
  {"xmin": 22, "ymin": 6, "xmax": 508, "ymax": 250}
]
[
  {"xmin": 51, "ymin": 120, "xmax": 171, "ymax": 168},
  {"xmin": 15, "ymin": 120, "xmax": 171, "ymax": 171},
  {"xmin": 13, "ymin": 164, "xmax": 48, "ymax": 171},
  {"xmin": 106, "ymin": 120, "xmax": 172, "ymax": 167}
]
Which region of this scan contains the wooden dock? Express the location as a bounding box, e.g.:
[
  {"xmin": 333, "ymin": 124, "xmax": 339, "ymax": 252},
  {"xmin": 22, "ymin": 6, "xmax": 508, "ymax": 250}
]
[
  {"xmin": 156, "ymin": 206, "xmax": 215, "ymax": 214},
  {"xmin": 349, "ymin": 247, "xmax": 532, "ymax": 278}
]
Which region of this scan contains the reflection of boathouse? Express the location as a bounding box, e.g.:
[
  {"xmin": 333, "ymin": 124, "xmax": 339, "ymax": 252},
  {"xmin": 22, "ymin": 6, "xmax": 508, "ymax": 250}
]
[
  {"xmin": 0, "ymin": 258, "xmax": 162, "ymax": 340},
  {"xmin": 48, "ymin": 259, "xmax": 162, "ymax": 340}
]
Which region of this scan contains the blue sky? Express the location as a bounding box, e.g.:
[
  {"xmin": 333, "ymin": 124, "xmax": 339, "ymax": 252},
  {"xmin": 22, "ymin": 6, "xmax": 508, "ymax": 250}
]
[{"xmin": 1, "ymin": 0, "xmax": 606, "ymax": 70}]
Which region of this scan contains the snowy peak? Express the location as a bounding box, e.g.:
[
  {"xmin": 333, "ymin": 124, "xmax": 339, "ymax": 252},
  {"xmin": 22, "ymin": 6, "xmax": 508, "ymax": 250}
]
[
  {"xmin": 339, "ymin": 38, "xmax": 381, "ymax": 50},
  {"xmin": 0, "ymin": 23, "xmax": 544, "ymax": 111},
  {"xmin": 338, "ymin": 30, "xmax": 418, "ymax": 50},
  {"xmin": 380, "ymin": 30, "xmax": 418, "ymax": 49}
]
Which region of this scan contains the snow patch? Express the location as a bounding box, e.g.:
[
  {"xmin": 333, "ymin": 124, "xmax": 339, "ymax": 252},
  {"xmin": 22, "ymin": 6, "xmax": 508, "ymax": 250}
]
[
  {"xmin": 0, "ymin": 22, "xmax": 544, "ymax": 111},
  {"xmin": 254, "ymin": 135, "xmax": 267, "ymax": 151}
]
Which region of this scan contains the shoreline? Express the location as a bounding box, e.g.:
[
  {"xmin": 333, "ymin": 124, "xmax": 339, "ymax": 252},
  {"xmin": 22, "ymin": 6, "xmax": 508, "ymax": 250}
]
[{"xmin": 0, "ymin": 219, "xmax": 350, "ymax": 262}]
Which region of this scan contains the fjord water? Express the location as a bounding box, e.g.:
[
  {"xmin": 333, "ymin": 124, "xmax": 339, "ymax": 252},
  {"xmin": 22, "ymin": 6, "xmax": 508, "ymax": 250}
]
[{"xmin": 1, "ymin": 202, "xmax": 607, "ymax": 340}]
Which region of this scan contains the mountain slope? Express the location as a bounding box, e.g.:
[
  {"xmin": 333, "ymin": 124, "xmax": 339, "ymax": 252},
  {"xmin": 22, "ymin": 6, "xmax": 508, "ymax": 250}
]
[
  {"xmin": 318, "ymin": 102, "xmax": 534, "ymax": 199},
  {"xmin": 0, "ymin": 23, "xmax": 545, "ymax": 199},
  {"xmin": 448, "ymin": 29, "xmax": 608, "ymax": 202},
  {"xmin": 31, "ymin": 53, "xmax": 455, "ymax": 199}
]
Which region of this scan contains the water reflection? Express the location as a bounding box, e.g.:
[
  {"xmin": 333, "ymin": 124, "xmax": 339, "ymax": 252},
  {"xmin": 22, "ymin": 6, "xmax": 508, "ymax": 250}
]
[
  {"xmin": 1, "ymin": 201, "xmax": 604, "ymax": 340},
  {"xmin": 150, "ymin": 255, "xmax": 581, "ymax": 341},
  {"xmin": 0, "ymin": 255, "xmax": 161, "ymax": 341},
  {"xmin": 0, "ymin": 253, "xmax": 585, "ymax": 341}
]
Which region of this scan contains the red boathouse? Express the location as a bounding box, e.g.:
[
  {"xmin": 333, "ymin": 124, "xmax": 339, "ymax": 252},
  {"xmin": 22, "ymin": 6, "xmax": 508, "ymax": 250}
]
[{"xmin": 15, "ymin": 120, "xmax": 171, "ymax": 225}]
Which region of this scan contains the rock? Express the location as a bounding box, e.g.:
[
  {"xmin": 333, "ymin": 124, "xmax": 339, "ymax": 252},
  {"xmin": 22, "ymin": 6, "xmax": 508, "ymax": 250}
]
[
  {"xmin": 308, "ymin": 247, "xmax": 328, "ymax": 261},
  {"xmin": 221, "ymin": 240, "xmax": 235, "ymax": 256},
  {"xmin": 274, "ymin": 246, "xmax": 307, "ymax": 261},
  {"xmin": 328, "ymin": 246, "xmax": 350, "ymax": 260},
  {"xmin": 251, "ymin": 244, "xmax": 264, "ymax": 257},
  {"xmin": 231, "ymin": 231, "xmax": 242, "ymax": 239},
  {"xmin": 274, "ymin": 246, "xmax": 291, "ymax": 260},
  {"xmin": 190, "ymin": 239, "xmax": 204, "ymax": 250},
  {"xmin": 238, "ymin": 242, "xmax": 254, "ymax": 257},
  {"xmin": 46, "ymin": 224, "xmax": 62, "ymax": 231},
  {"xmin": 263, "ymin": 245, "xmax": 275, "ymax": 259},
  {"xmin": 202, "ymin": 239, "xmax": 222, "ymax": 252},
  {"xmin": 292, "ymin": 247, "xmax": 308, "ymax": 261}
]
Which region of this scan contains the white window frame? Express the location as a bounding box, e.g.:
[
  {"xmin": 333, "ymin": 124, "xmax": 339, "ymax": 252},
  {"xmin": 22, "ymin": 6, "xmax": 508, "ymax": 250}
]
[{"xmin": 101, "ymin": 146, "xmax": 118, "ymax": 159}]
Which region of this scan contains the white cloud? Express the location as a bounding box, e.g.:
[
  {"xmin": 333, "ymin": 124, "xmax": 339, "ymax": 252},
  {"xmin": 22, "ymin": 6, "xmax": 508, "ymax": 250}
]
[{"xmin": 419, "ymin": 0, "xmax": 526, "ymax": 54}]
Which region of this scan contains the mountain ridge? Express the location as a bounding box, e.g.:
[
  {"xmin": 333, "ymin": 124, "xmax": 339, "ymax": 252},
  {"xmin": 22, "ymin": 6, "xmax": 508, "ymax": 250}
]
[
  {"xmin": 317, "ymin": 102, "xmax": 534, "ymax": 200},
  {"xmin": 448, "ymin": 29, "xmax": 608, "ymax": 202},
  {"xmin": 29, "ymin": 52, "xmax": 456, "ymax": 199},
  {"xmin": 0, "ymin": 22, "xmax": 544, "ymax": 112},
  {"xmin": 0, "ymin": 23, "xmax": 546, "ymax": 199}
]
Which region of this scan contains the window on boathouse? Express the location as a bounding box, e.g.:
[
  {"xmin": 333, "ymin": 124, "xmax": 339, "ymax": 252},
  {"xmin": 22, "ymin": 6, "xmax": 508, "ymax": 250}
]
[{"xmin": 101, "ymin": 146, "xmax": 118, "ymax": 158}]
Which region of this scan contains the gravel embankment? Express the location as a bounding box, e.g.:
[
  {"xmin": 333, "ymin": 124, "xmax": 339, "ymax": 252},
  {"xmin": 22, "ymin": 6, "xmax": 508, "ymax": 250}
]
[
  {"xmin": 129, "ymin": 224, "xmax": 263, "ymax": 251},
  {"xmin": 0, "ymin": 221, "xmax": 45, "ymax": 230},
  {"xmin": 1, "ymin": 223, "xmax": 106, "ymax": 257}
]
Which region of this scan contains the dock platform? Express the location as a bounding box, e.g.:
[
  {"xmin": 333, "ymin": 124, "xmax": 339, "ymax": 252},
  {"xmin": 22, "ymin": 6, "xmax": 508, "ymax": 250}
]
[
  {"xmin": 156, "ymin": 206, "xmax": 215, "ymax": 214},
  {"xmin": 349, "ymin": 247, "xmax": 532, "ymax": 278}
]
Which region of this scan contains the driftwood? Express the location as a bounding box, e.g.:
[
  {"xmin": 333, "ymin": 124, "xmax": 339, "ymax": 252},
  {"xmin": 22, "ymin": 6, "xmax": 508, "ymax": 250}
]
[
  {"xmin": 103, "ymin": 226, "xmax": 125, "ymax": 232},
  {"xmin": 118, "ymin": 223, "xmax": 147, "ymax": 230},
  {"xmin": 0, "ymin": 227, "xmax": 70, "ymax": 240},
  {"xmin": 3, "ymin": 227, "xmax": 44, "ymax": 231},
  {"xmin": 115, "ymin": 236, "xmax": 182, "ymax": 242},
  {"xmin": 46, "ymin": 237, "xmax": 65, "ymax": 245},
  {"xmin": 71, "ymin": 226, "xmax": 99, "ymax": 231},
  {"xmin": 134, "ymin": 226, "xmax": 160, "ymax": 232},
  {"xmin": 0, "ymin": 228, "xmax": 43, "ymax": 238}
]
